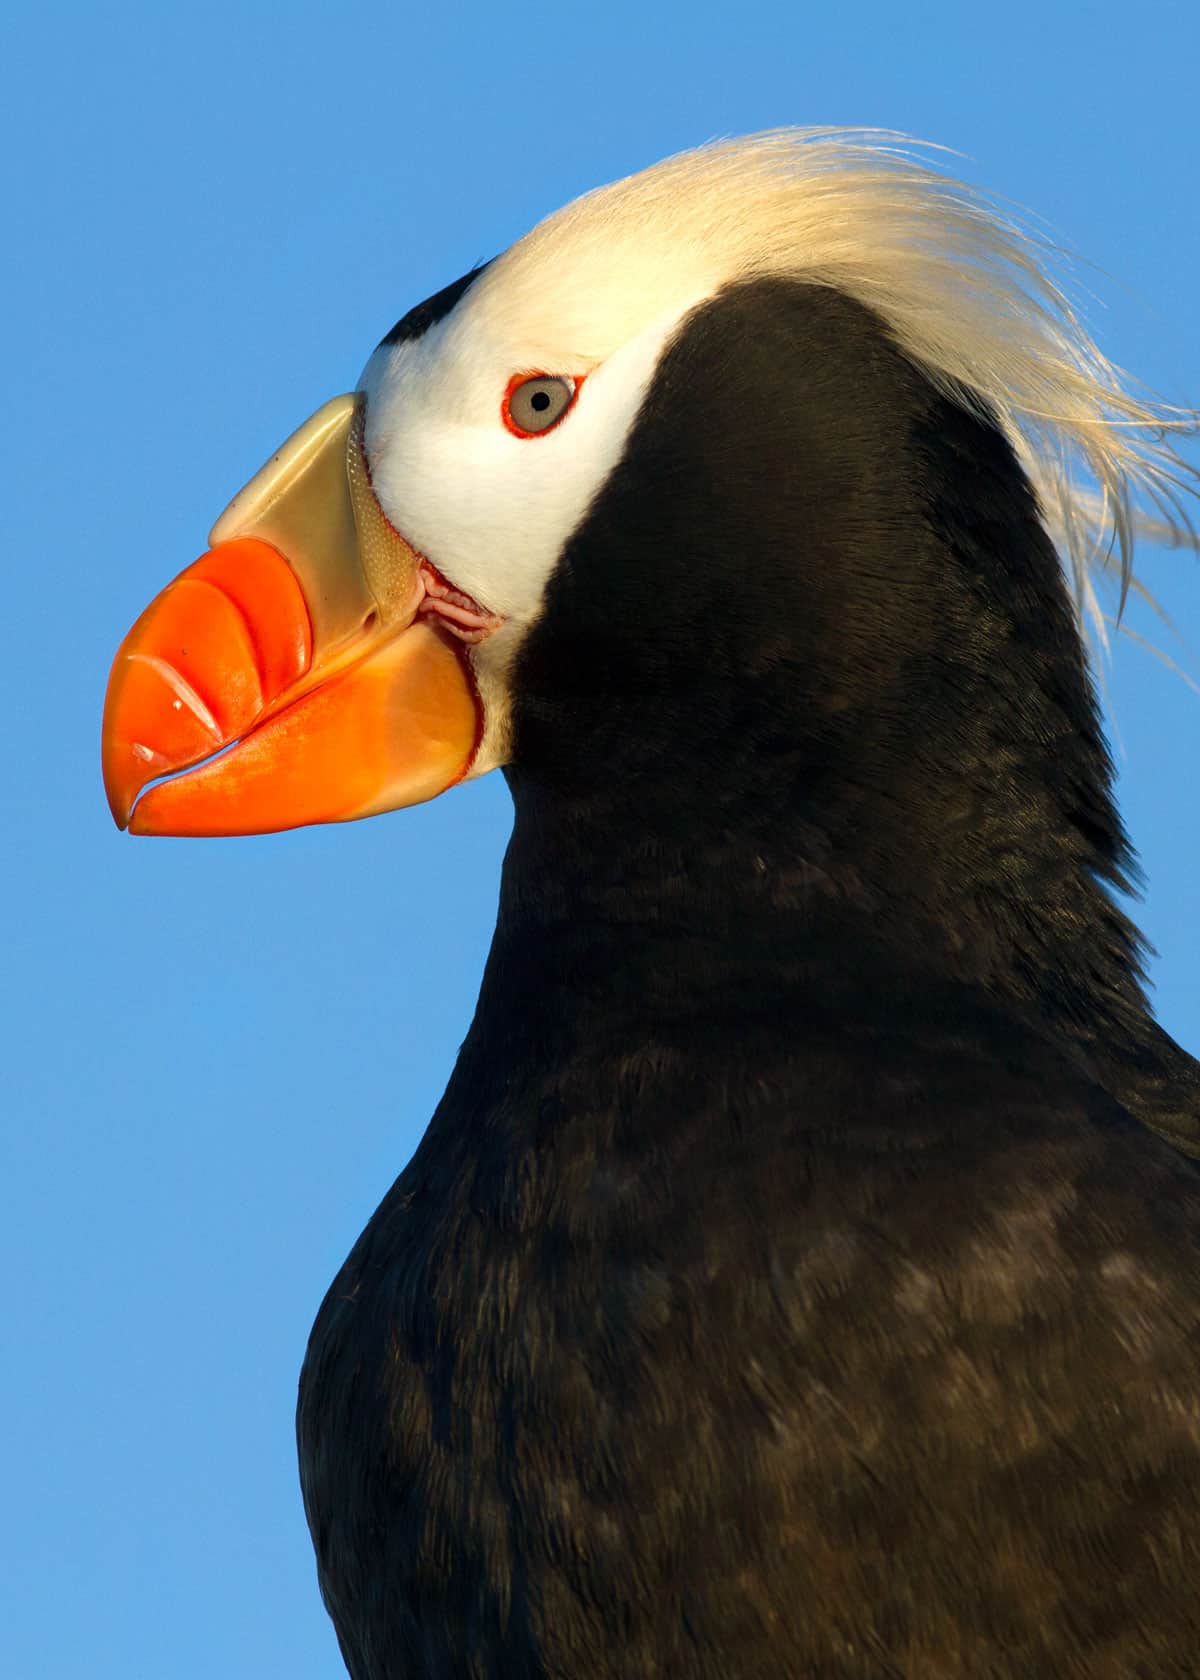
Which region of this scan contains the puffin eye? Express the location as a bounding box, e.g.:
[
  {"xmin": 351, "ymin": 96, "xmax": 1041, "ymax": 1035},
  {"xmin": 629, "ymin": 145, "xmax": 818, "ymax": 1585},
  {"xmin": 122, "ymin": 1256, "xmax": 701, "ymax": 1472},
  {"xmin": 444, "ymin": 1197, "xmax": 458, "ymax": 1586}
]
[{"xmin": 503, "ymin": 374, "xmax": 578, "ymax": 437}]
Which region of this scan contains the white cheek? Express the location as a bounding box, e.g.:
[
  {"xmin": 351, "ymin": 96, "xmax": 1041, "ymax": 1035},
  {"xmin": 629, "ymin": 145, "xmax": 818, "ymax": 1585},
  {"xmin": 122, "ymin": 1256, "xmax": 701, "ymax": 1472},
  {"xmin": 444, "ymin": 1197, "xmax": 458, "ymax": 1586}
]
[
  {"xmin": 360, "ymin": 295, "xmax": 708, "ymax": 773},
  {"xmin": 363, "ymin": 303, "xmax": 700, "ymax": 624}
]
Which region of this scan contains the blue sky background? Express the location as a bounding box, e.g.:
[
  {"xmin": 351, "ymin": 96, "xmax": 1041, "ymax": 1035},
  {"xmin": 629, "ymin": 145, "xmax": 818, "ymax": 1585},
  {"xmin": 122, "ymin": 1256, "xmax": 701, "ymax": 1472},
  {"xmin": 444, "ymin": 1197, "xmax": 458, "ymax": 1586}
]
[{"xmin": 4, "ymin": 3, "xmax": 1199, "ymax": 1675}]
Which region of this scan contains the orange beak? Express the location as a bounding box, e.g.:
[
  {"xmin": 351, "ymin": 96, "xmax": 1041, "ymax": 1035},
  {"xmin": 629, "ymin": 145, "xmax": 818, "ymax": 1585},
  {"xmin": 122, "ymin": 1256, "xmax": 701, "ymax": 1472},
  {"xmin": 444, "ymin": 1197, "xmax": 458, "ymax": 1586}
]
[{"xmin": 102, "ymin": 395, "xmax": 481, "ymax": 837}]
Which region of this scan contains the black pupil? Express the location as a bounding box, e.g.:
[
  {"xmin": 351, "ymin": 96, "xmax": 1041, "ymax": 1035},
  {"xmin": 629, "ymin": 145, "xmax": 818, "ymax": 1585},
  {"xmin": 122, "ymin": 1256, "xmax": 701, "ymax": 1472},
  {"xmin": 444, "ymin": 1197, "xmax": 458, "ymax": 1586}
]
[{"xmin": 531, "ymin": 389, "xmax": 552, "ymax": 412}]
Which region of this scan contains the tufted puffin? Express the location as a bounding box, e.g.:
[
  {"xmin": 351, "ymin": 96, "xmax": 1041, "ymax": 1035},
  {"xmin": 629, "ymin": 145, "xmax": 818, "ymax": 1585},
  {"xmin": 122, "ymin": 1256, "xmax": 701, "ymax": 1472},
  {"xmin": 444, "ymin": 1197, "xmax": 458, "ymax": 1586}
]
[{"xmin": 103, "ymin": 132, "xmax": 1200, "ymax": 1677}]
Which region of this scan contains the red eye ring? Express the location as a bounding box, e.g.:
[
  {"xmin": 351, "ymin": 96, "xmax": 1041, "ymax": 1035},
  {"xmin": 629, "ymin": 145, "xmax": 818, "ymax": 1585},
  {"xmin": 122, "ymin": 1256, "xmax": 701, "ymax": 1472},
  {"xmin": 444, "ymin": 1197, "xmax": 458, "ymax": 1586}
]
[{"xmin": 501, "ymin": 371, "xmax": 585, "ymax": 439}]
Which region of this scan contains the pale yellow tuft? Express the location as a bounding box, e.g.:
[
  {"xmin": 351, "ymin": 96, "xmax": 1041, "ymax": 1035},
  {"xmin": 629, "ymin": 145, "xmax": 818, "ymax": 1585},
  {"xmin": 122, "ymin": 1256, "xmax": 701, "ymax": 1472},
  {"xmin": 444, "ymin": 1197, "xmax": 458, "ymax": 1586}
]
[{"xmin": 478, "ymin": 129, "xmax": 1198, "ymax": 647}]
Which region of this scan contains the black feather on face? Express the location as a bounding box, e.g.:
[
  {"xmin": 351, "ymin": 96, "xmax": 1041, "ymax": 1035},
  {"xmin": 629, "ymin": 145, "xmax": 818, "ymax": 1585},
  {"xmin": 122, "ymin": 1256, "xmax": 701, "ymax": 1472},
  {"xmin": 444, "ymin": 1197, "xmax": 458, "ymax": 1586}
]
[
  {"xmin": 298, "ymin": 273, "xmax": 1200, "ymax": 1680},
  {"xmin": 379, "ymin": 260, "xmax": 491, "ymax": 348}
]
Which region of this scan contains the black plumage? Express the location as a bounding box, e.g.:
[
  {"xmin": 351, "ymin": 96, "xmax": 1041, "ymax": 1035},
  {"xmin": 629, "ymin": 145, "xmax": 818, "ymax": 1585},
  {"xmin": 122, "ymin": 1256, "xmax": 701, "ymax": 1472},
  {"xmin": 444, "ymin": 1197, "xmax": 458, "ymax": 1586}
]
[
  {"xmin": 381, "ymin": 262, "xmax": 492, "ymax": 347},
  {"xmin": 297, "ymin": 277, "xmax": 1200, "ymax": 1676}
]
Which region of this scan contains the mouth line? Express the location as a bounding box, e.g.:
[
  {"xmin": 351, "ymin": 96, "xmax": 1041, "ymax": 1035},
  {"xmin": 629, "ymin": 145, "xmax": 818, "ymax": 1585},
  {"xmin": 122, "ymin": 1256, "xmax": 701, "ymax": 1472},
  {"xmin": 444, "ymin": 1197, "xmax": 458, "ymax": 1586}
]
[{"xmin": 125, "ymin": 735, "xmax": 246, "ymax": 827}]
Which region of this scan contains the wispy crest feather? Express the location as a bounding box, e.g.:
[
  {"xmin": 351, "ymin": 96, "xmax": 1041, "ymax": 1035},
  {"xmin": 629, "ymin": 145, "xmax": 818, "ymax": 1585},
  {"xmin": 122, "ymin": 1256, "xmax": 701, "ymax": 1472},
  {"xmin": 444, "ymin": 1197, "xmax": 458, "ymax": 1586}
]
[{"xmin": 502, "ymin": 129, "xmax": 1199, "ymax": 643}]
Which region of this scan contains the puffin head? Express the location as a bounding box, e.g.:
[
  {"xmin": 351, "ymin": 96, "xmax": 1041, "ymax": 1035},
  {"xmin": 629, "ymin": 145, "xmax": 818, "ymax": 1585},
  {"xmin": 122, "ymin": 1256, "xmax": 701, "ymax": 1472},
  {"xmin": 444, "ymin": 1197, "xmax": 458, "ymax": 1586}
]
[{"xmin": 102, "ymin": 130, "xmax": 1196, "ymax": 845}]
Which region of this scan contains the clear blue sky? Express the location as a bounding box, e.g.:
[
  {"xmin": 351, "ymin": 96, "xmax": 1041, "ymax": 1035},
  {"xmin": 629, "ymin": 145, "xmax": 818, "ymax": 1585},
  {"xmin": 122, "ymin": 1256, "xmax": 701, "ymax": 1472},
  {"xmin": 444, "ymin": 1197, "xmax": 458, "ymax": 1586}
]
[{"xmin": 4, "ymin": 2, "xmax": 1199, "ymax": 1675}]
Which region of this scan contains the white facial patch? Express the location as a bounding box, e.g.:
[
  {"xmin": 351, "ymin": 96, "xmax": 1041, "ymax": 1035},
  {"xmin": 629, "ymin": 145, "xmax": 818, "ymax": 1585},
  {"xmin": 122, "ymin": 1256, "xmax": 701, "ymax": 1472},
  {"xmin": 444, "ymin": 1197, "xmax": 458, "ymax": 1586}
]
[{"xmin": 358, "ymin": 290, "xmax": 712, "ymax": 774}]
